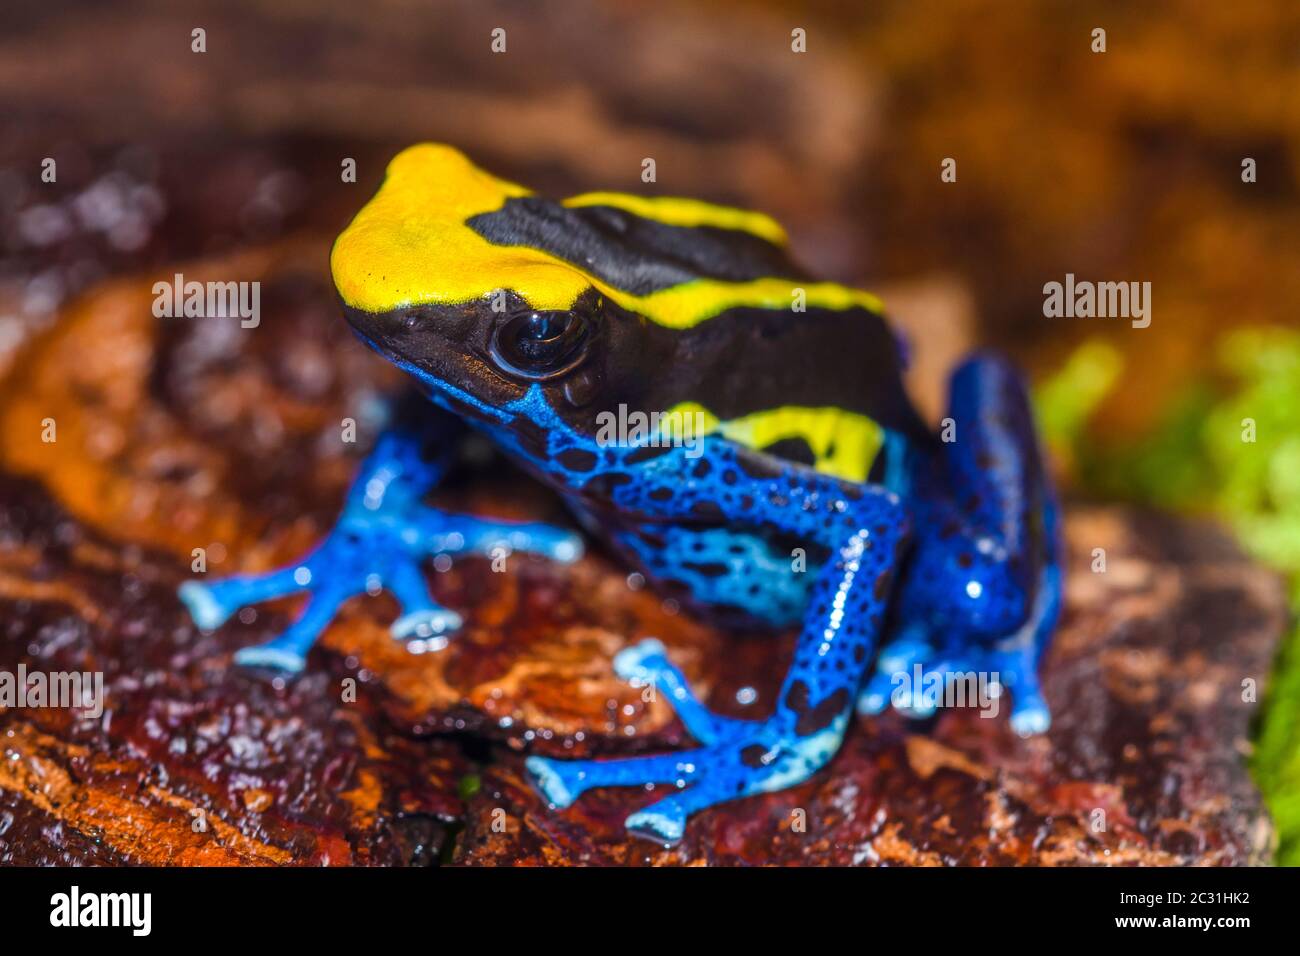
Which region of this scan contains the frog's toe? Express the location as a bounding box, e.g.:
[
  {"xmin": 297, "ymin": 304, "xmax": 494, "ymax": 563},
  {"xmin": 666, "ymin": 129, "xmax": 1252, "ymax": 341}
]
[
  {"xmin": 875, "ymin": 636, "xmax": 932, "ymax": 674},
  {"xmin": 1010, "ymin": 699, "xmax": 1050, "ymax": 736},
  {"xmin": 612, "ymin": 637, "xmax": 669, "ymax": 683},
  {"xmin": 492, "ymin": 524, "xmax": 582, "ymax": 562},
  {"xmin": 983, "ymin": 638, "xmax": 1052, "ymax": 735},
  {"xmin": 180, "ymin": 566, "xmax": 309, "ymax": 633},
  {"xmin": 233, "ymin": 643, "xmax": 308, "ymax": 673},
  {"xmin": 543, "ymin": 531, "xmax": 584, "ymax": 564},
  {"xmin": 384, "ymin": 561, "xmax": 462, "ymax": 640},
  {"xmin": 611, "ymin": 638, "xmax": 750, "ymax": 745},
  {"xmin": 526, "ymin": 712, "xmax": 846, "ymax": 844},
  {"xmin": 524, "ymin": 756, "xmax": 578, "ymax": 809},
  {"xmin": 624, "ymin": 805, "xmax": 687, "ymax": 845},
  {"xmin": 228, "ymin": 586, "xmax": 349, "ymax": 673},
  {"xmin": 391, "ymin": 607, "xmax": 463, "ymax": 641},
  {"xmin": 178, "ymin": 581, "xmax": 229, "ymax": 630},
  {"xmin": 441, "ymin": 516, "xmax": 584, "ymax": 565},
  {"xmin": 856, "ymin": 635, "xmax": 936, "ymax": 717},
  {"xmin": 1006, "ymin": 681, "xmax": 1051, "ymax": 736},
  {"xmin": 527, "ymin": 749, "xmax": 701, "ymax": 844},
  {"xmin": 895, "ymin": 696, "xmax": 939, "ymax": 720},
  {"xmin": 855, "ymin": 671, "xmax": 895, "ymax": 716}
]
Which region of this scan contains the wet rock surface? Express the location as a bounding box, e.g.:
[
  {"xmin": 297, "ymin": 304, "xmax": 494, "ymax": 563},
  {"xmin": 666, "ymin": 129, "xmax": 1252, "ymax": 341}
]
[
  {"xmin": 0, "ymin": 475, "xmax": 464, "ymax": 866},
  {"xmin": 0, "ymin": 241, "xmax": 1285, "ymax": 864}
]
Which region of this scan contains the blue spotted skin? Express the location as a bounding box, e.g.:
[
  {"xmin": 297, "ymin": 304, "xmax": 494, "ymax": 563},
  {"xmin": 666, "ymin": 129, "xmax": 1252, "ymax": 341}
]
[
  {"xmin": 182, "ymin": 339, "xmax": 1060, "ymax": 844},
  {"xmin": 599, "ymin": 521, "xmax": 812, "ymax": 626}
]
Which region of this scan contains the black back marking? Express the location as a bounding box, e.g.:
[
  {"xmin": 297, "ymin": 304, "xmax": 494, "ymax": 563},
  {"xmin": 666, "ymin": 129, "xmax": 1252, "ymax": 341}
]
[
  {"xmin": 760, "ymin": 436, "xmax": 817, "ymax": 468},
  {"xmin": 467, "ymin": 197, "xmax": 808, "ymax": 296}
]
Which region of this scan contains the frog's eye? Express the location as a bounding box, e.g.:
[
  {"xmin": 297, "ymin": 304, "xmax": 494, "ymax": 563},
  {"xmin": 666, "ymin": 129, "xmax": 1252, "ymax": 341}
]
[{"xmin": 489, "ymin": 309, "xmax": 590, "ymax": 381}]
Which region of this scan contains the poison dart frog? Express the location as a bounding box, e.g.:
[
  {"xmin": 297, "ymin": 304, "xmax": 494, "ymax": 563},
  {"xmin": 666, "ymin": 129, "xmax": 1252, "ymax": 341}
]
[{"xmin": 180, "ymin": 144, "xmax": 1062, "ymax": 845}]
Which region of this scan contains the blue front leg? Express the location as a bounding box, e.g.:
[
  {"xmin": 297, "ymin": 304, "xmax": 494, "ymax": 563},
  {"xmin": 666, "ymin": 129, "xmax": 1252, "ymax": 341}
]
[
  {"xmin": 179, "ymin": 417, "xmax": 583, "ymax": 672},
  {"xmin": 528, "ymin": 439, "xmax": 909, "ymax": 844}
]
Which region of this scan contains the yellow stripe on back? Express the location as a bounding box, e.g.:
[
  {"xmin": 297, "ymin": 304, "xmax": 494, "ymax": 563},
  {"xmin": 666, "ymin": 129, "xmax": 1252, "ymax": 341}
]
[
  {"xmin": 632, "ymin": 279, "xmax": 883, "ymax": 330},
  {"xmin": 562, "ymin": 192, "xmax": 788, "ymax": 246},
  {"xmin": 332, "ymin": 144, "xmax": 884, "ymax": 330},
  {"xmin": 660, "ymin": 402, "xmax": 884, "ymax": 483}
]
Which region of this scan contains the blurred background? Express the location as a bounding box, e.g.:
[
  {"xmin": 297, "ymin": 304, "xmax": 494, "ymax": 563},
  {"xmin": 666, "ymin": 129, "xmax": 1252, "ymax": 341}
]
[{"xmin": 1, "ymin": 0, "xmax": 1297, "ymax": 860}]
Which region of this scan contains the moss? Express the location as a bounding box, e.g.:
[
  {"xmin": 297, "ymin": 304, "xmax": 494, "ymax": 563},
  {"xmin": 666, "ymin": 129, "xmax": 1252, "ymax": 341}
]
[{"xmin": 457, "ymin": 773, "xmax": 482, "ymax": 801}]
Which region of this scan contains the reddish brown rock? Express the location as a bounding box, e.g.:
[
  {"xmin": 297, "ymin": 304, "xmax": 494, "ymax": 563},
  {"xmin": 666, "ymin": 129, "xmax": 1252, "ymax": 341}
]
[{"xmin": 0, "ymin": 474, "xmax": 465, "ymax": 866}]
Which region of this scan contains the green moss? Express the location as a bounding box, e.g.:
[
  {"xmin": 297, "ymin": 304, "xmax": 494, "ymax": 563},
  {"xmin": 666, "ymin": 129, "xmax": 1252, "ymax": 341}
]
[
  {"xmin": 1034, "ymin": 339, "xmax": 1124, "ymax": 455},
  {"xmin": 457, "ymin": 773, "xmax": 481, "ymax": 800},
  {"xmin": 1036, "ymin": 329, "xmax": 1300, "ymax": 865}
]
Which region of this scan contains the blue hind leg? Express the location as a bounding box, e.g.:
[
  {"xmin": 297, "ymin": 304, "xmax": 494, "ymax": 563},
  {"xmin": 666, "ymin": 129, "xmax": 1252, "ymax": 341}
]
[
  {"xmin": 859, "ymin": 353, "xmax": 1063, "ymax": 735},
  {"xmin": 528, "ymin": 438, "xmax": 910, "ymax": 844},
  {"xmin": 179, "ymin": 414, "xmax": 583, "ymax": 671}
]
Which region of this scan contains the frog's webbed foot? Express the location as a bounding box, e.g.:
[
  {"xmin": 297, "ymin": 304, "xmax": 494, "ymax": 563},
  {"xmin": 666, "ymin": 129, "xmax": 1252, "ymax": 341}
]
[
  {"xmin": 855, "ymin": 632, "xmax": 1049, "ymax": 734},
  {"xmin": 525, "ymin": 638, "xmax": 764, "ymax": 842},
  {"xmin": 527, "ymin": 709, "xmax": 841, "ymax": 845},
  {"xmin": 528, "ymin": 637, "xmax": 850, "ymax": 844},
  {"xmin": 180, "ymin": 508, "xmax": 580, "ymax": 672},
  {"xmin": 856, "ymin": 559, "xmax": 1061, "ymax": 736},
  {"xmin": 178, "ymin": 429, "xmax": 582, "ymax": 673}
]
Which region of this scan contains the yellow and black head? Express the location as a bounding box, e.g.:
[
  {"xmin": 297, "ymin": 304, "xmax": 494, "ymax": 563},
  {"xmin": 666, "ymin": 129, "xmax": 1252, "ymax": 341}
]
[{"xmin": 332, "ymin": 144, "xmax": 924, "ymax": 470}]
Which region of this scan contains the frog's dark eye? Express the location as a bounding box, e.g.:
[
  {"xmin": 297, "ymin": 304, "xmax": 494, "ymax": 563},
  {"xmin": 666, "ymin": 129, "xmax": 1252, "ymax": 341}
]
[{"xmin": 489, "ymin": 309, "xmax": 590, "ymax": 381}]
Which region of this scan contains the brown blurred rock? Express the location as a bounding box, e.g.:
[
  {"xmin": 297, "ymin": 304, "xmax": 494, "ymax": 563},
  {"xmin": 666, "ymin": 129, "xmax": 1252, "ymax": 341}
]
[
  {"xmin": 0, "ymin": 0, "xmax": 877, "ymax": 268},
  {"xmin": 877, "ymin": 275, "xmax": 977, "ymax": 425}
]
